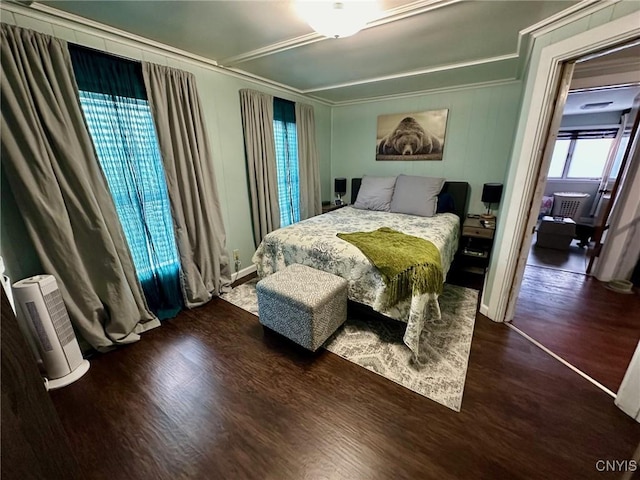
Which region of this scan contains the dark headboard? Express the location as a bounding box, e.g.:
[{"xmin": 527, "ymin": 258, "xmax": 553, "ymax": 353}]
[
  {"xmin": 350, "ymin": 178, "xmax": 470, "ymax": 221},
  {"xmin": 350, "ymin": 178, "xmax": 362, "ymax": 205}
]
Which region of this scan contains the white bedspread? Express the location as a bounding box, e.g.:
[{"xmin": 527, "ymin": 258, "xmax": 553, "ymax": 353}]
[{"xmin": 252, "ymin": 206, "xmax": 460, "ymax": 358}]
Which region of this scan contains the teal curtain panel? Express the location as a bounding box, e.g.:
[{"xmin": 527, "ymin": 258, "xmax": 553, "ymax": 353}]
[{"xmin": 70, "ymin": 45, "xmax": 183, "ymax": 320}]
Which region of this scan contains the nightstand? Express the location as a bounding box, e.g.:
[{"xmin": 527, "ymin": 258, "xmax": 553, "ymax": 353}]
[
  {"xmin": 457, "ymin": 216, "xmax": 496, "ymax": 276},
  {"xmin": 322, "ymin": 203, "xmax": 347, "ymax": 214}
]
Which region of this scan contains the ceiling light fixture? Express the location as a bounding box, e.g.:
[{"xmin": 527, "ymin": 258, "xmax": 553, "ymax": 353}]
[
  {"xmin": 295, "ymin": 1, "xmax": 381, "ymax": 39},
  {"xmin": 580, "ymin": 102, "xmax": 614, "ymax": 110}
]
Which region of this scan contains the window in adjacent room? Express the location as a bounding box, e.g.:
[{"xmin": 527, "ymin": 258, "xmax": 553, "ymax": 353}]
[
  {"xmin": 609, "ymin": 132, "xmax": 630, "ymax": 180},
  {"xmin": 69, "ymin": 45, "xmax": 182, "ymax": 319},
  {"xmin": 273, "ymin": 97, "xmax": 300, "ymax": 227},
  {"xmin": 547, "ymin": 129, "xmax": 617, "ymax": 180}
]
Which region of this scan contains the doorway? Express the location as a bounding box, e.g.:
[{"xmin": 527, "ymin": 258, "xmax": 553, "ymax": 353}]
[
  {"xmin": 510, "ymin": 43, "xmax": 640, "ymax": 395},
  {"xmin": 525, "ymin": 84, "xmax": 639, "ymax": 275}
]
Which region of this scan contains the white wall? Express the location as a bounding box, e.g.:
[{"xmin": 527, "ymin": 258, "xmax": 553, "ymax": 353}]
[{"xmin": 615, "ymin": 341, "xmax": 640, "ymax": 421}]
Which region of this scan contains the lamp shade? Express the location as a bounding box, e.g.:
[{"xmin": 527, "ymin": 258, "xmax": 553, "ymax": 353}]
[
  {"xmin": 482, "ymin": 183, "xmax": 503, "ymax": 204},
  {"xmin": 334, "ymin": 178, "xmax": 347, "ymax": 195}
]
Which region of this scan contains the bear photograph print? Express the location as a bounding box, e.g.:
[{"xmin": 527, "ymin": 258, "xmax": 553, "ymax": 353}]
[{"xmin": 376, "ymin": 109, "xmax": 448, "ymax": 161}]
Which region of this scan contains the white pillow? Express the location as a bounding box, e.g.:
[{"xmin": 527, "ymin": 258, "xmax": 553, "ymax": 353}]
[
  {"xmin": 353, "ymin": 176, "xmax": 397, "ymax": 212},
  {"xmin": 390, "ymin": 175, "xmax": 445, "ymax": 217}
]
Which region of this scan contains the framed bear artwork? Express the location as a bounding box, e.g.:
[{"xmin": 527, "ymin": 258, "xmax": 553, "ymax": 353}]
[{"xmin": 376, "ymin": 109, "xmax": 448, "ymax": 161}]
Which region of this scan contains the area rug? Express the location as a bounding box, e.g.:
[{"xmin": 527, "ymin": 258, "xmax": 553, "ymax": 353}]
[{"xmin": 221, "ymin": 279, "xmax": 478, "ymax": 412}]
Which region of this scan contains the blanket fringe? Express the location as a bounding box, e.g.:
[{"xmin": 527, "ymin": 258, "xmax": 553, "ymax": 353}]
[
  {"xmin": 337, "ymin": 227, "xmax": 444, "ymax": 308},
  {"xmin": 386, "ymin": 262, "xmax": 443, "ymax": 307}
]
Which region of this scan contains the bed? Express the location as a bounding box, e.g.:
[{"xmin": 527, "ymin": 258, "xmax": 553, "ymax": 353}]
[{"xmin": 253, "ymin": 178, "xmax": 470, "ymax": 359}]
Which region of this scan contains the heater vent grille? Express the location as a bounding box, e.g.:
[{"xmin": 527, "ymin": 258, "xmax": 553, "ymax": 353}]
[
  {"xmin": 43, "ymin": 289, "xmax": 75, "ymax": 347},
  {"xmin": 25, "ymin": 301, "xmax": 53, "ymax": 352}
]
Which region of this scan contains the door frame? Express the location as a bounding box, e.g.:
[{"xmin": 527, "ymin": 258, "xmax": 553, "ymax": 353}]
[
  {"xmin": 504, "ymin": 61, "xmax": 575, "ymax": 323},
  {"xmin": 484, "ymin": 11, "xmax": 640, "ymax": 323},
  {"xmin": 592, "ymin": 95, "xmax": 640, "ymax": 281}
]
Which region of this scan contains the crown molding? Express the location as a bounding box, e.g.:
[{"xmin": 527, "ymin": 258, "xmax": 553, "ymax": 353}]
[
  {"xmin": 219, "ymin": 33, "xmax": 323, "ymax": 67},
  {"xmin": 221, "ymin": 66, "xmax": 331, "ymax": 104},
  {"xmin": 528, "ymin": 0, "xmax": 619, "ymax": 40},
  {"xmin": 0, "ymin": 2, "xmax": 333, "ymax": 106},
  {"xmin": 515, "ymin": 0, "xmax": 602, "ymax": 64},
  {"xmin": 22, "ymin": 2, "xmax": 219, "ymax": 68},
  {"xmin": 226, "ymin": 70, "xmax": 522, "ymax": 106},
  {"xmin": 328, "ymin": 79, "xmax": 521, "ymax": 107},
  {"xmin": 223, "ymin": 0, "xmax": 604, "ymax": 99},
  {"xmin": 220, "ymin": 0, "xmax": 463, "ymax": 67},
  {"xmin": 301, "ymin": 53, "xmax": 517, "ymax": 94},
  {"xmin": 517, "ymin": 0, "xmax": 622, "ymax": 76},
  {"xmin": 519, "ymin": 0, "xmax": 602, "ymax": 40},
  {"xmin": 2, "ymin": 1, "xmax": 515, "ymax": 107},
  {"xmin": 2, "ymin": 0, "xmax": 628, "ymax": 107}
]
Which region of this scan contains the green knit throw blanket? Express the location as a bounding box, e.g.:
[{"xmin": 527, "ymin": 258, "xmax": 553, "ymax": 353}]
[{"xmin": 337, "ymin": 227, "xmax": 443, "ymax": 306}]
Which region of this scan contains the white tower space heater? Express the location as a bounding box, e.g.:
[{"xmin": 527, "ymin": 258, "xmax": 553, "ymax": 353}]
[{"xmin": 12, "ymin": 275, "xmax": 89, "ymax": 390}]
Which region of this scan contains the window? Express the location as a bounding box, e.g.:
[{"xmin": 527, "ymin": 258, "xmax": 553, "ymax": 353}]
[
  {"xmin": 273, "ymin": 98, "xmax": 300, "ymax": 227},
  {"xmin": 548, "ymin": 139, "xmax": 571, "ymax": 178},
  {"xmin": 70, "ymin": 46, "xmax": 182, "ymax": 319},
  {"xmin": 610, "ymin": 134, "xmax": 630, "ymax": 179},
  {"xmin": 78, "ymin": 91, "xmax": 180, "ymax": 284},
  {"xmin": 547, "ymin": 129, "xmax": 617, "ymax": 180}
]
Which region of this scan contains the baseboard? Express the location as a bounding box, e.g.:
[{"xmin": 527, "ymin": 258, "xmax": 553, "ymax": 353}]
[
  {"xmin": 506, "ymin": 323, "xmax": 616, "ymax": 399},
  {"xmin": 479, "ymin": 302, "xmax": 490, "ymax": 317},
  {"xmin": 232, "ymin": 264, "xmax": 256, "ymax": 283}
]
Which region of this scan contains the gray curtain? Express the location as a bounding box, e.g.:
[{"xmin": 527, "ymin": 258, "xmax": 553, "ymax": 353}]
[
  {"xmin": 142, "ymin": 62, "xmax": 231, "ymax": 307},
  {"xmin": 239, "ymin": 89, "xmax": 280, "ymax": 246},
  {"xmin": 0, "ymin": 25, "xmax": 158, "ymax": 350},
  {"xmin": 296, "ymin": 103, "xmax": 322, "ymax": 219}
]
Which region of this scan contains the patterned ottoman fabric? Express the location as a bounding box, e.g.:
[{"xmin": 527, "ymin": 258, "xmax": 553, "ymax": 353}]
[{"xmin": 256, "ymin": 264, "xmax": 348, "ymax": 351}]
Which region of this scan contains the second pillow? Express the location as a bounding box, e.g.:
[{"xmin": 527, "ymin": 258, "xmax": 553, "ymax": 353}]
[{"xmin": 390, "ymin": 174, "xmax": 445, "ymax": 217}]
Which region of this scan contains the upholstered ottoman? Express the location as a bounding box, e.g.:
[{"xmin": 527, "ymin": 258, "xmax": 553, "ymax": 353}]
[{"xmin": 256, "ymin": 264, "xmax": 348, "ymax": 351}]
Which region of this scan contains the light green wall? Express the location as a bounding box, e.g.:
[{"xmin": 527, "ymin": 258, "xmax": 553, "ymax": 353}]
[
  {"xmin": 0, "ymin": 8, "xmax": 332, "ymax": 279},
  {"xmin": 0, "ymin": 167, "xmax": 43, "ymax": 280},
  {"xmin": 330, "ymin": 82, "xmax": 523, "ymax": 215},
  {"xmin": 485, "ymin": 1, "xmax": 640, "ymax": 305}
]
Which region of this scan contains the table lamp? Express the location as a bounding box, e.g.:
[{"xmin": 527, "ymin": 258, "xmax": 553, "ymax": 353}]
[
  {"xmin": 334, "ymin": 177, "xmax": 347, "ymax": 205},
  {"xmin": 481, "ymin": 183, "xmax": 503, "ymax": 219}
]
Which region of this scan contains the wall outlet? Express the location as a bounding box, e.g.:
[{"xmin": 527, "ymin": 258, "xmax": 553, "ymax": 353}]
[{"xmin": 233, "ymin": 249, "xmax": 241, "ymax": 273}]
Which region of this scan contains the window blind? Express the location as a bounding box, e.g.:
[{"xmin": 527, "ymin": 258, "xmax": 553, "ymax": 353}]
[
  {"xmin": 70, "ymin": 45, "xmax": 182, "ymax": 319},
  {"xmin": 273, "ymin": 97, "xmax": 300, "ymax": 227},
  {"xmin": 557, "ymin": 129, "xmax": 618, "ymax": 140}
]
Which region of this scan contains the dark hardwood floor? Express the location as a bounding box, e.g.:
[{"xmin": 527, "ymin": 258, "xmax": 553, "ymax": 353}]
[
  {"xmin": 526, "ymin": 239, "xmax": 588, "ymax": 274},
  {"xmin": 512, "ymin": 265, "xmax": 640, "ymax": 392},
  {"xmin": 49, "ymin": 291, "xmax": 639, "ymax": 480}
]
